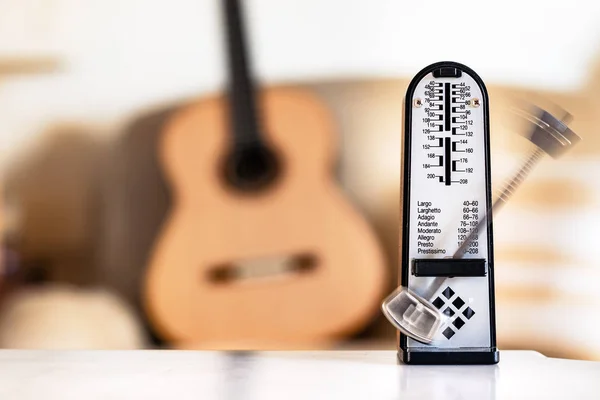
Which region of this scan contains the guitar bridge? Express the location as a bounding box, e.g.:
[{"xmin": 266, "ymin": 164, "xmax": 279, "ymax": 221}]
[{"xmin": 207, "ymin": 253, "xmax": 318, "ymax": 284}]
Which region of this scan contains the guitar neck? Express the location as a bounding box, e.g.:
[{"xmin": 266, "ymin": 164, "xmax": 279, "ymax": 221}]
[{"xmin": 223, "ymin": 0, "xmax": 262, "ymax": 147}]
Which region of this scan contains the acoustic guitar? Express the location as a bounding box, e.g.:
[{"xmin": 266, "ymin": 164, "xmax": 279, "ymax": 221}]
[{"xmin": 143, "ymin": 0, "xmax": 387, "ymax": 349}]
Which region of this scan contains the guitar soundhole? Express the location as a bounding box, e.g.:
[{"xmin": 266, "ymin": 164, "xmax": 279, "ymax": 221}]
[
  {"xmin": 207, "ymin": 253, "xmax": 318, "ymax": 285},
  {"xmin": 223, "ymin": 144, "xmax": 281, "ymax": 192}
]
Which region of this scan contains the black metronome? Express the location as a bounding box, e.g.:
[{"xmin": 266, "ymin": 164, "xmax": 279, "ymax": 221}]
[{"xmin": 381, "ymin": 61, "xmax": 580, "ymax": 365}]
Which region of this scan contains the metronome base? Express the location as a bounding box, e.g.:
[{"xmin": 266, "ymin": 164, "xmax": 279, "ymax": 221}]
[{"xmin": 399, "ymin": 349, "xmax": 500, "ymax": 365}]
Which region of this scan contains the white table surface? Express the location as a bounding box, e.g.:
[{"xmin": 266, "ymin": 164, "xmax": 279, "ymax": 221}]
[{"xmin": 0, "ymin": 349, "xmax": 598, "ymax": 399}]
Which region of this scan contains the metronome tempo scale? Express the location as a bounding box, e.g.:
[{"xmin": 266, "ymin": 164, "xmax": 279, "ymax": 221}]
[
  {"xmin": 418, "ymin": 81, "xmax": 479, "ymax": 189},
  {"xmin": 412, "ymin": 70, "xmax": 487, "ymax": 260},
  {"xmin": 382, "ymin": 61, "xmax": 581, "ymax": 365}
]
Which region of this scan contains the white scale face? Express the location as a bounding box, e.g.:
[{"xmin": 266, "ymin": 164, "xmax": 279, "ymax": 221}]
[{"xmin": 405, "ymin": 71, "xmax": 492, "ymax": 350}]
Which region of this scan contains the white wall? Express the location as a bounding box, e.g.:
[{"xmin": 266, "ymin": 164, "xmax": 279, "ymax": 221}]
[{"xmin": 1, "ymin": 0, "xmax": 600, "ymax": 167}]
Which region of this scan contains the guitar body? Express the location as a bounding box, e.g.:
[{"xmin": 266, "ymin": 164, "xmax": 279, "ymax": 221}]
[{"xmin": 143, "ymin": 87, "xmax": 387, "ymax": 347}]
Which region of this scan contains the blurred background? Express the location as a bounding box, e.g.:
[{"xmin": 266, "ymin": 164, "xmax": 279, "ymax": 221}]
[{"xmin": 1, "ymin": 0, "xmax": 600, "ymax": 359}]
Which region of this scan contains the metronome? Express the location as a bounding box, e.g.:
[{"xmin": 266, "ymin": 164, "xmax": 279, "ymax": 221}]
[{"xmin": 381, "ymin": 61, "xmax": 581, "ymax": 365}]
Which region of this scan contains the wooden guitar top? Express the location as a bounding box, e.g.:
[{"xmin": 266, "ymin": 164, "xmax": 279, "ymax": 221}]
[{"xmin": 143, "ymin": 87, "xmax": 388, "ymax": 347}]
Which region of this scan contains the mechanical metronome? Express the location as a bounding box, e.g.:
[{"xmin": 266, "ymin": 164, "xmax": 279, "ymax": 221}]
[{"xmin": 381, "ymin": 61, "xmax": 581, "ymax": 365}]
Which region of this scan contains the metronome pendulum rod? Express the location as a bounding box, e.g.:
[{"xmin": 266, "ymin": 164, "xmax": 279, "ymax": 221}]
[
  {"xmin": 453, "ymin": 147, "xmax": 545, "ymax": 259},
  {"xmin": 453, "ymin": 111, "xmax": 573, "ymax": 260},
  {"xmin": 423, "ymin": 146, "xmax": 546, "ymax": 299},
  {"xmin": 426, "ymin": 113, "xmax": 574, "ymax": 300}
]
